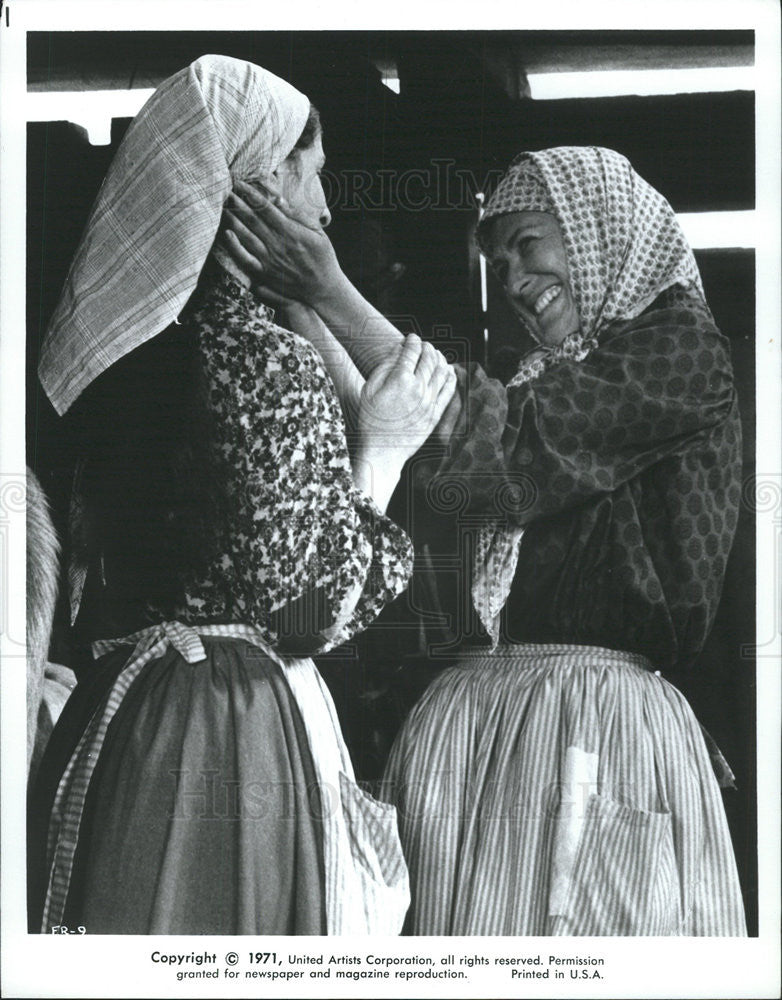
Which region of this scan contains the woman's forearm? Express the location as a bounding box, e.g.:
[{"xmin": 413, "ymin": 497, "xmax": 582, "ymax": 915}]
[
  {"xmin": 351, "ymin": 448, "xmax": 406, "ymax": 514},
  {"xmin": 285, "ymin": 304, "xmax": 363, "ymax": 431},
  {"xmin": 312, "ymin": 271, "xmax": 404, "ymax": 378}
]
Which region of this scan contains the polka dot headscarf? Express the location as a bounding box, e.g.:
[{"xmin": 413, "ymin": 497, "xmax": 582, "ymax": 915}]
[{"xmin": 477, "ymin": 146, "xmax": 705, "ymax": 340}]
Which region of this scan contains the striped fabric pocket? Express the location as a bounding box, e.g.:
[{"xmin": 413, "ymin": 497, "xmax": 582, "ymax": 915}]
[
  {"xmin": 555, "ymin": 793, "xmax": 681, "ymax": 936},
  {"xmin": 338, "ymin": 772, "xmax": 410, "ymax": 935}
]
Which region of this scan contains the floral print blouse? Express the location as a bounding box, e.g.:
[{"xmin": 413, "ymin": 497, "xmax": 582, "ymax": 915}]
[{"xmin": 166, "ymin": 267, "xmax": 413, "ymax": 654}]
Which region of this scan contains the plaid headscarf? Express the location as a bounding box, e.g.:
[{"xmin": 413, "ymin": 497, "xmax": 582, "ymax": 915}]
[
  {"xmin": 472, "ymin": 146, "xmax": 705, "ymax": 647},
  {"xmin": 38, "ymin": 54, "xmax": 310, "ymax": 415},
  {"xmin": 477, "ymin": 146, "xmax": 705, "ymax": 341}
]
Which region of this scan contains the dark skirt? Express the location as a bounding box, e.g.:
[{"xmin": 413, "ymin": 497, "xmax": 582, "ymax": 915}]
[{"xmin": 28, "ymin": 637, "xmax": 326, "ymax": 934}]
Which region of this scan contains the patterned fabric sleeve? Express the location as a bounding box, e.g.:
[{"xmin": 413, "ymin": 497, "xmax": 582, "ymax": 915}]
[
  {"xmin": 185, "ymin": 273, "xmax": 413, "ymax": 654},
  {"xmin": 430, "ymin": 300, "xmax": 739, "ymax": 526}
]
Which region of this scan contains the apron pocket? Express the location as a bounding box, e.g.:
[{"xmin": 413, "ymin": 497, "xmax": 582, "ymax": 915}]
[
  {"xmin": 337, "ymin": 772, "xmax": 410, "ymax": 934},
  {"xmin": 557, "ymin": 793, "xmax": 680, "ymax": 936},
  {"xmin": 339, "ymin": 772, "xmax": 408, "ymax": 889}
]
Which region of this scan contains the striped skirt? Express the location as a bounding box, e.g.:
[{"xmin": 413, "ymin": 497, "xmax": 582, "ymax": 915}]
[{"xmin": 381, "ymin": 643, "xmax": 747, "ymax": 936}]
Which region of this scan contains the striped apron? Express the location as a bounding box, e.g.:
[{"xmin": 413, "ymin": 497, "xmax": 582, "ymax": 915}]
[{"xmin": 382, "ymin": 643, "xmax": 746, "ymax": 936}]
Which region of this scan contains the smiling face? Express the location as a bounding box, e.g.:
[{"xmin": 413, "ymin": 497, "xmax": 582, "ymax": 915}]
[
  {"xmin": 274, "ymin": 133, "xmax": 331, "ymax": 229},
  {"xmin": 483, "ymin": 211, "xmax": 581, "ymax": 348}
]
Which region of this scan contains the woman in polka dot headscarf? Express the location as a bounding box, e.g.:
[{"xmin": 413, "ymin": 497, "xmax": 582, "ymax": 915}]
[{"xmin": 224, "ymin": 145, "xmax": 746, "ymax": 936}]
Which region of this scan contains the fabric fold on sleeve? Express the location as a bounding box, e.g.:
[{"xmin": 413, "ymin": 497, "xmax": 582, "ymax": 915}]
[{"xmin": 426, "ymin": 300, "xmax": 738, "ymax": 528}]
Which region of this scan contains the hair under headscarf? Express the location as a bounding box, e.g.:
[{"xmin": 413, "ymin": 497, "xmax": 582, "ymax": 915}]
[
  {"xmin": 477, "ymin": 146, "xmax": 705, "ymax": 341},
  {"xmin": 38, "ymin": 54, "xmax": 310, "ymax": 416}
]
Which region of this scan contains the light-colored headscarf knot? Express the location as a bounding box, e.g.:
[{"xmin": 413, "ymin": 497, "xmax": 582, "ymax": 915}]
[{"xmin": 38, "ymin": 54, "xmax": 310, "ymax": 415}]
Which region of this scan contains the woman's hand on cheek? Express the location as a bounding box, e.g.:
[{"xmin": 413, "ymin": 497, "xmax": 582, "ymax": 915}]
[{"xmin": 221, "ymin": 180, "xmax": 343, "ymax": 308}]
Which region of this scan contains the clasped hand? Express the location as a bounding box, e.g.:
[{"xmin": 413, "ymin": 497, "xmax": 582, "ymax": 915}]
[
  {"xmin": 222, "ymin": 180, "xmax": 457, "ymax": 465},
  {"xmin": 358, "ymin": 334, "xmax": 456, "ymax": 465}
]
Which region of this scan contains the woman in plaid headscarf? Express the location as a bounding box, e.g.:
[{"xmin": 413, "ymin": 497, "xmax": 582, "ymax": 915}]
[
  {"xmin": 224, "ymin": 145, "xmax": 747, "ymax": 936},
  {"xmin": 29, "ymin": 55, "xmax": 455, "ymax": 935}
]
